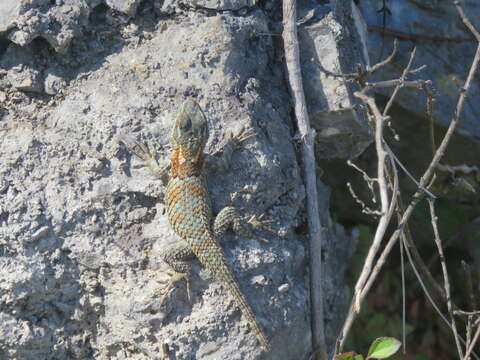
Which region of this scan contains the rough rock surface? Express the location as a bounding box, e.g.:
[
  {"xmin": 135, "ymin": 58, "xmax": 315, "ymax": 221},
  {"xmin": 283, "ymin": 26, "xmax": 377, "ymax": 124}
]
[
  {"xmin": 0, "ymin": 0, "xmax": 360, "ymax": 359},
  {"xmin": 0, "ymin": 2, "xmax": 22, "ymax": 33},
  {"xmin": 106, "ymin": 0, "xmax": 142, "ymax": 16},
  {"xmin": 4, "ymin": 0, "xmax": 91, "ymax": 53},
  {"xmin": 299, "ymin": 1, "xmax": 371, "ymax": 160}
]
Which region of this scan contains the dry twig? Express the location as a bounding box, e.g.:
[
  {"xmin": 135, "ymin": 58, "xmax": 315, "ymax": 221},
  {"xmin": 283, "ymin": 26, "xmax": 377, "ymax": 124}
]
[
  {"xmin": 282, "ymin": 1, "xmax": 327, "ymax": 359},
  {"xmin": 429, "ymin": 199, "xmax": 464, "ymax": 358},
  {"xmin": 464, "ymin": 325, "xmax": 480, "ymax": 360}
]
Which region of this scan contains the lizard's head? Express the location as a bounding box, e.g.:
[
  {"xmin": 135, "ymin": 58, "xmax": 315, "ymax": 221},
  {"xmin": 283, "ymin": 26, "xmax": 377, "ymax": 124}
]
[{"xmin": 172, "ymin": 100, "xmax": 209, "ymax": 160}]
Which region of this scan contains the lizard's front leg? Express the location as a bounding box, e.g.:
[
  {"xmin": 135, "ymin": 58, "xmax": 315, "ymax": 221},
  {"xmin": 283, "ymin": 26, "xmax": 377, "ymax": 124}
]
[
  {"xmin": 122, "ymin": 137, "xmax": 170, "ymax": 184},
  {"xmin": 205, "ymin": 126, "xmax": 256, "ymax": 172}
]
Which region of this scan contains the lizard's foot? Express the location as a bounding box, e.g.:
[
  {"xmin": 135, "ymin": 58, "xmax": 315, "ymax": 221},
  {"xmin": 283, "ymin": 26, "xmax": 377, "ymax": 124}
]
[
  {"xmin": 156, "ymin": 271, "xmax": 190, "ymax": 307},
  {"xmin": 229, "ymin": 126, "xmax": 256, "ymax": 149},
  {"xmin": 247, "ymin": 214, "xmax": 276, "ymax": 235},
  {"xmin": 158, "ymin": 241, "xmax": 194, "ymax": 305},
  {"xmin": 212, "ymin": 126, "xmax": 256, "ymax": 156},
  {"xmin": 122, "ymin": 137, "xmax": 169, "ymax": 180},
  {"xmin": 128, "ymin": 141, "xmax": 158, "ymax": 168},
  {"xmin": 208, "ymin": 126, "xmax": 256, "ymax": 172}
]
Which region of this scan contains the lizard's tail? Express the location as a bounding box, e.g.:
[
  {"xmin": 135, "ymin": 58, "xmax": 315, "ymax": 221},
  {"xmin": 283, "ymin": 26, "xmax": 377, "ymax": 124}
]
[
  {"xmin": 218, "ymin": 261, "xmax": 271, "ymax": 352},
  {"xmin": 199, "ymin": 246, "xmax": 271, "ymax": 352}
]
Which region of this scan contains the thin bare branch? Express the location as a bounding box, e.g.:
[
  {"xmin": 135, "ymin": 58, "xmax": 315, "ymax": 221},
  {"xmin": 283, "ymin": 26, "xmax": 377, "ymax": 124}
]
[
  {"xmin": 282, "ymin": 1, "xmax": 327, "ymax": 358},
  {"xmin": 383, "ymin": 46, "xmax": 418, "ymax": 116},
  {"xmin": 347, "ymin": 182, "xmax": 382, "ymax": 216},
  {"xmin": 351, "ymin": 91, "xmax": 392, "ymax": 314},
  {"xmin": 338, "ymin": 40, "xmax": 480, "ymax": 354},
  {"xmin": 454, "ymin": 0, "xmax": 480, "ymax": 42},
  {"xmin": 429, "ymin": 199, "xmax": 464, "ymax": 358},
  {"xmin": 399, "ymin": 227, "xmax": 479, "ymax": 360},
  {"xmin": 347, "ymin": 160, "xmax": 378, "ymax": 203},
  {"xmin": 360, "ymin": 2, "xmax": 480, "ymax": 307},
  {"xmin": 464, "ymin": 325, "xmax": 480, "ymax": 360},
  {"xmin": 336, "ymin": 99, "xmax": 399, "ymax": 352},
  {"xmin": 365, "ymin": 79, "xmax": 431, "ymax": 89},
  {"xmin": 368, "ymin": 38, "xmax": 399, "ymax": 73},
  {"xmin": 455, "ymin": 310, "xmax": 480, "ymax": 317},
  {"xmin": 466, "ymin": 316, "xmax": 473, "ymax": 360},
  {"xmin": 314, "ymin": 39, "xmax": 398, "ymax": 83},
  {"xmin": 437, "ymin": 163, "xmax": 480, "ymax": 175}
]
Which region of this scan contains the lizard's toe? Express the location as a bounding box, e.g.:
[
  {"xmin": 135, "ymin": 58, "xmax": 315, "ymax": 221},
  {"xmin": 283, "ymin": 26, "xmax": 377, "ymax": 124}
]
[
  {"xmin": 247, "ymin": 214, "xmax": 275, "ymax": 233},
  {"xmin": 233, "ymin": 126, "xmax": 256, "ymax": 147},
  {"xmin": 156, "ymin": 271, "xmax": 190, "ymax": 307}
]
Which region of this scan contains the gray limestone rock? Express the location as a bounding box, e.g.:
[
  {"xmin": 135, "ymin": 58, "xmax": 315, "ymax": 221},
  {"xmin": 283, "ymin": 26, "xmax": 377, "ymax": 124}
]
[
  {"xmin": 6, "ymin": 0, "xmax": 91, "ymax": 53},
  {"xmin": 188, "ymin": 0, "xmax": 256, "ymax": 11},
  {"xmin": 0, "ymin": 2, "xmax": 22, "ymax": 33},
  {"xmin": 105, "ymin": 0, "xmax": 142, "ymax": 16},
  {"xmin": 1, "ymin": 43, "xmax": 44, "ymax": 93},
  {"xmin": 298, "ymin": 2, "xmax": 371, "ymax": 159},
  {"xmin": 7, "ymin": 65, "xmax": 43, "ymax": 93},
  {"xmin": 44, "ymin": 72, "xmax": 67, "ymax": 95},
  {"xmin": 0, "ymin": 1, "xmax": 359, "ymax": 359}
]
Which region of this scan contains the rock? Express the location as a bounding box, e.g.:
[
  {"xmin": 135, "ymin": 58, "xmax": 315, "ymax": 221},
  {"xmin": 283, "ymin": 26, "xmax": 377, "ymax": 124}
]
[
  {"xmin": 1, "ymin": 44, "xmax": 43, "ymax": 93},
  {"xmin": 0, "ymin": 7, "xmax": 311, "ymax": 359},
  {"xmin": 0, "ymin": 2, "xmax": 22, "ymax": 33},
  {"xmin": 105, "ymin": 0, "xmax": 142, "ymax": 16},
  {"xmin": 188, "ymin": 0, "xmax": 256, "ymax": 11},
  {"xmin": 6, "ymin": 0, "xmax": 91, "ymax": 53},
  {"xmin": 298, "ymin": 3, "xmax": 371, "ymax": 159},
  {"xmin": 153, "ymin": 0, "xmax": 176, "ymax": 15},
  {"xmin": 44, "ymin": 72, "xmax": 66, "ymax": 95},
  {"xmin": 7, "ymin": 66, "xmax": 43, "ymax": 93}
]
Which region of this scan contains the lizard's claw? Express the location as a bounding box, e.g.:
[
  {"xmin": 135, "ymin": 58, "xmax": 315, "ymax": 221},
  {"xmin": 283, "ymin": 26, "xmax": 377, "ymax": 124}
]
[
  {"xmin": 156, "ymin": 271, "xmax": 190, "ymax": 307},
  {"xmin": 131, "ymin": 141, "xmax": 153, "ymax": 161},
  {"xmin": 130, "ymin": 142, "xmax": 159, "ymax": 169},
  {"xmin": 220, "ymin": 126, "xmax": 256, "ymax": 152},
  {"xmin": 122, "ymin": 137, "xmax": 169, "ymax": 180},
  {"xmin": 247, "ymin": 214, "xmax": 276, "ymax": 242},
  {"xmin": 210, "ymin": 126, "xmax": 257, "ymax": 166},
  {"xmin": 232, "ymin": 126, "xmax": 256, "ymax": 147},
  {"xmin": 121, "ymin": 136, "xmax": 157, "ymax": 165}
]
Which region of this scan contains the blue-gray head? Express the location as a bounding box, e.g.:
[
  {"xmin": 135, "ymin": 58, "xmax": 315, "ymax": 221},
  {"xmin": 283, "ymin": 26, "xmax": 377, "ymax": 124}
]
[{"xmin": 172, "ymin": 100, "xmax": 209, "ymax": 160}]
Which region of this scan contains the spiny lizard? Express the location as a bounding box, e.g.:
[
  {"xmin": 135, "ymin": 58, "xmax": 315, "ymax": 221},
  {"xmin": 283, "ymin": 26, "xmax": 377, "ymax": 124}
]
[{"xmin": 126, "ymin": 99, "xmax": 272, "ymax": 351}]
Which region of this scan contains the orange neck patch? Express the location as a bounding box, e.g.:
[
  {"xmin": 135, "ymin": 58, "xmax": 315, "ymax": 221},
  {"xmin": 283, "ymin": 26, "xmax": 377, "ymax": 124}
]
[{"xmin": 171, "ymin": 150, "xmax": 204, "ymax": 178}]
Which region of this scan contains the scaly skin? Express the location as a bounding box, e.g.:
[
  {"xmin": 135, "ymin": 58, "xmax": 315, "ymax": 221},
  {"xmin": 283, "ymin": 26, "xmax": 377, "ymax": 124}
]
[{"xmin": 129, "ymin": 100, "xmax": 271, "ymax": 351}]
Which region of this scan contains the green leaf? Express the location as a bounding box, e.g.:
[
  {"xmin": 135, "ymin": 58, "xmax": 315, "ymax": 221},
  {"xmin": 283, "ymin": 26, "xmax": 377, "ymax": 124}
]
[
  {"xmin": 367, "ymin": 337, "xmax": 401, "ymax": 359},
  {"xmin": 335, "ymin": 352, "xmax": 363, "ymax": 360}
]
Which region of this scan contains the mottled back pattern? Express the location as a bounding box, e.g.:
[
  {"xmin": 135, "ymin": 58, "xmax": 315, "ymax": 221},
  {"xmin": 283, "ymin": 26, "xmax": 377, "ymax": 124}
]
[{"xmin": 166, "ymin": 175, "xmax": 212, "ymax": 249}]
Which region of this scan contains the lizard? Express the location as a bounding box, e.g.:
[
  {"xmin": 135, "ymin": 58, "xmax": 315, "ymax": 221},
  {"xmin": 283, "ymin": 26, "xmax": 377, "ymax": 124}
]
[{"xmin": 125, "ymin": 99, "xmax": 272, "ymax": 352}]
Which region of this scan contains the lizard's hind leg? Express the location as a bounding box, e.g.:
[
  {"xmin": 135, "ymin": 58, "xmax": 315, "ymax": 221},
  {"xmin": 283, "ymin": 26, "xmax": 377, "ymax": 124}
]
[
  {"xmin": 157, "ymin": 241, "xmax": 195, "ymax": 306},
  {"xmin": 213, "ymin": 206, "xmax": 275, "ymax": 243}
]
